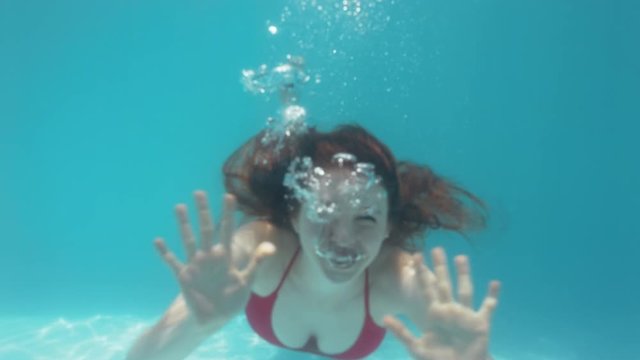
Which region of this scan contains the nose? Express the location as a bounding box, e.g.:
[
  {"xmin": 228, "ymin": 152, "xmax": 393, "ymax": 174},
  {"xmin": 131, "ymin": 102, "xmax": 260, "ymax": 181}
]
[{"xmin": 324, "ymin": 221, "xmax": 354, "ymax": 246}]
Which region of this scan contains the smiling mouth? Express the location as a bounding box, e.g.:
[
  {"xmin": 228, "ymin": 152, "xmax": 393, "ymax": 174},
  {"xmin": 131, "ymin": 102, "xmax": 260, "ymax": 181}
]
[
  {"xmin": 323, "ymin": 250, "xmax": 368, "ymax": 269},
  {"xmin": 327, "ymin": 256, "xmax": 357, "ymax": 269},
  {"xmin": 315, "ymin": 241, "xmax": 367, "ymax": 270}
]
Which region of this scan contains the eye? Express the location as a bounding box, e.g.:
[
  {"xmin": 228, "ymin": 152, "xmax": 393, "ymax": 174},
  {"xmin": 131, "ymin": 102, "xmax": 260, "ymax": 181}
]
[{"xmin": 356, "ymin": 215, "xmax": 377, "ymax": 223}]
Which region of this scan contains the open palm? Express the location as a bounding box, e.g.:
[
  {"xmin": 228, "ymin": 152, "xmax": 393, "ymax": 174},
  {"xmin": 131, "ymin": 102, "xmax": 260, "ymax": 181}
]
[
  {"xmin": 384, "ymin": 248, "xmax": 500, "ymax": 360},
  {"xmin": 154, "ymin": 192, "xmax": 275, "ymax": 325}
]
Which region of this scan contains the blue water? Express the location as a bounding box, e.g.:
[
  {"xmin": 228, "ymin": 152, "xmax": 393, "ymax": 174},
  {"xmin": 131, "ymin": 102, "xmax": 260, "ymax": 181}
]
[{"xmin": 1, "ymin": 0, "xmax": 638, "ymax": 359}]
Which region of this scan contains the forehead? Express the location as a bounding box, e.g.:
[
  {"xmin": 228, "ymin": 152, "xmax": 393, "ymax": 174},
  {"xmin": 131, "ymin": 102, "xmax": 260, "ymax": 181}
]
[{"xmin": 312, "ymin": 168, "xmax": 388, "ymax": 209}]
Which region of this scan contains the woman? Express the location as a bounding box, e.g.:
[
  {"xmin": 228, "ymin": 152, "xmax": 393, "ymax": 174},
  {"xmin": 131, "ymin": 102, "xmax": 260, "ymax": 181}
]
[{"xmin": 126, "ymin": 124, "xmax": 501, "ymax": 360}]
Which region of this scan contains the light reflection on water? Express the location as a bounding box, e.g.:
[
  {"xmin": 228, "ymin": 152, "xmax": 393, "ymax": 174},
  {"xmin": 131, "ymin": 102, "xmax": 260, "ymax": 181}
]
[{"xmin": 0, "ymin": 315, "xmax": 569, "ymax": 360}]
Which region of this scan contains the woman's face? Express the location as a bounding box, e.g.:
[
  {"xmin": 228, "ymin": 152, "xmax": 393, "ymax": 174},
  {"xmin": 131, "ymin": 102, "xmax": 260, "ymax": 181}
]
[{"xmin": 291, "ymin": 169, "xmax": 390, "ymax": 282}]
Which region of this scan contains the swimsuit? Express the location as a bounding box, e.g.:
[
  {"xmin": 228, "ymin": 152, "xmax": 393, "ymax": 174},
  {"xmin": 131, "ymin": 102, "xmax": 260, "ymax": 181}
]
[{"xmin": 245, "ymin": 246, "xmax": 386, "ymax": 359}]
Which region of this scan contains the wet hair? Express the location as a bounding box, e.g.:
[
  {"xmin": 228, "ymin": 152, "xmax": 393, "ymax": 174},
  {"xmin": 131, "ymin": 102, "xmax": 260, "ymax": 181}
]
[{"xmin": 223, "ymin": 124, "xmax": 487, "ymax": 251}]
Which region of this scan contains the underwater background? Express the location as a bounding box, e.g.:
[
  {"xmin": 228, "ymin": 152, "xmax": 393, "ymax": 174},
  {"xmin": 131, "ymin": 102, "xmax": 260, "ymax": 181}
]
[{"xmin": 1, "ymin": 0, "xmax": 638, "ymax": 359}]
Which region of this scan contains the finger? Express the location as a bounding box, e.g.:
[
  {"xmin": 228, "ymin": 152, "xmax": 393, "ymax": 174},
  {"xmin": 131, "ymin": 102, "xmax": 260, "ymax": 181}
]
[
  {"xmin": 413, "ymin": 253, "xmax": 437, "ymax": 304},
  {"xmin": 239, "ymin": 241, "xmax": 276, "ymax": 282},
  {"xmin": 154, "ymin": 237, "xmax": 184, "ymax": 274},
  {"xmin": 218, "ymin": 194, "xmax": 237, "ymax": 253},
  {"xmin": 479, "ymin": 280, "xmax": 501, "ymax": 321},
  {"xmin": 431, "ymin": 247, "xmax": 453, "ymax": 303},
  {"xmin": 175, "ymin": 204, "xmax": 197, "ymax": 261},
  {"xmin": 382, "ymin": 315, "xmax": 417, "ymax": 349},
  {"xmin": 455, "ymin": 255, "xmax": 473, "ymax": 308},
  {"xmin": 195, "ymin": 190, "xmax": 215, "ymax": 250},
  {"xmin": 412, "ymin": 333, "xmax": 441, "ymax": 359}
]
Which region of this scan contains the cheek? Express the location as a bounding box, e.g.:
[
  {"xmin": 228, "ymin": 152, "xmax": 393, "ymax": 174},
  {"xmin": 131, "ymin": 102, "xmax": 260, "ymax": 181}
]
[
  {"xmin": 359, "ymin": 227, "xmax": 386, "ymax": 248},
  {"xmin": 299, "ymin": 222, "xmax": 327, "ymax": 241},
  {"xmin": 359, "ymin": 222, "xmax": 387, "ymax": 237}
]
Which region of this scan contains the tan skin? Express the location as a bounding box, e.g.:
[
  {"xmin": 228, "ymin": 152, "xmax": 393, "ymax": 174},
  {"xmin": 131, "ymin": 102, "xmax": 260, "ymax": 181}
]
[{"xmin": 150, "ymin": 171, "xmax": 500, "ymax": 360}]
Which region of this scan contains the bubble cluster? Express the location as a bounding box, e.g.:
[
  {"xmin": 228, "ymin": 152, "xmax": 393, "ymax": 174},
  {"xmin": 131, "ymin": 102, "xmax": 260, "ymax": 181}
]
[
  {"xmin": 241, "ymin": 54, "xmax": 310, "ymax": 102},
  {"xmin": 242, "ymin": 55, "xmax": 311, "ymax": 158},
  {"xmin": 283, "ymin": 156, "xmax": 330, "ymax": 222},
  {"xmin": 283, "ymin": 153, "xmax": 383, "ymax": 223},
  {"xmin": 262, "ymin": 0, "xmax": 424, "ymax": 120},
  {"xmin": 259, "ymin": 107, "xmax": 308, "ymax": 157},
  {"xmin": 333, "ymin": 153, "xmax": 380, "ymax": 198}
]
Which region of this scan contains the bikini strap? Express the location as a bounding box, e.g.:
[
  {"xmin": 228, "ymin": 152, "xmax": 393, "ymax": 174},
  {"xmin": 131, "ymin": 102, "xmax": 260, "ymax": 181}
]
[
  {"xmin": 364, "ymin": 269, "xmax": 371, "ymax": 313},
  {"xmin": 274, "ymin": 245, "xmax": 301, "ymax": 293}
]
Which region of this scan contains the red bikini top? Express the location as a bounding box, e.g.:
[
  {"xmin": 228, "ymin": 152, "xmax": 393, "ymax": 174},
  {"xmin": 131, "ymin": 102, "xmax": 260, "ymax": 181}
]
[{"xmin": 245, "ymin": 246, "xmax": 386, "ymax": 359}]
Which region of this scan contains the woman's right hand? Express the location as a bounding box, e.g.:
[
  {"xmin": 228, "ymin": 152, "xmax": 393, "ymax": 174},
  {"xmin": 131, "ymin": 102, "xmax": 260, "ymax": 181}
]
[{"xmin": 154, "ymin": 191, "xmax": 276, "ymax": 327}]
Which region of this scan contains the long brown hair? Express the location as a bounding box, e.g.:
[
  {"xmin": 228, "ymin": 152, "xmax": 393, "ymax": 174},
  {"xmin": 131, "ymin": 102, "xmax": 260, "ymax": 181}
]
[{"xmin": 223, "ymin": 124, "xmax": 487, "ymax": 251}]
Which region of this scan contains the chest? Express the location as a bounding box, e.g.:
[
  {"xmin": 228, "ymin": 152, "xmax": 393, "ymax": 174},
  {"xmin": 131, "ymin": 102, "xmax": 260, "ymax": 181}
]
[
  {"xmin": 250, "ymin": 246, "xmax": 397, "ymax": 354},
  {"xmin": 272, "ymin": 281, "xmax": 370, "ymax": 353}
]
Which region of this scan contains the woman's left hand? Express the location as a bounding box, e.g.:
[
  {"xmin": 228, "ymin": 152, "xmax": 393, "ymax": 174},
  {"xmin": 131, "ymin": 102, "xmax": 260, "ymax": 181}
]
[{"xmin": 383, "ymin": 247, "xmax": 501, "ymax": 360}]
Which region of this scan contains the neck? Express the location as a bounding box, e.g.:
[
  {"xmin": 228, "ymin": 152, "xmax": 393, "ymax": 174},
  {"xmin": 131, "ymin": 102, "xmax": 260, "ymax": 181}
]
[{"xmin": 290, "ymin": 247, "xmax": 366, "ymax": 302}]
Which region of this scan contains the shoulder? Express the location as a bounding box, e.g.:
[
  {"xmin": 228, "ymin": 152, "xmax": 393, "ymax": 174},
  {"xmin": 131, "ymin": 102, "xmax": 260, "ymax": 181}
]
[
  {"xmin": 232, "ymin": 219, "xmax": 299, "ymax": 295},
  {"xmin": 233, "ymin": 217, "xmax": 297, "ymax": 247},
  {"xmin": 231, "ymin": 218, "xmax": 298, "ymax": 271}
]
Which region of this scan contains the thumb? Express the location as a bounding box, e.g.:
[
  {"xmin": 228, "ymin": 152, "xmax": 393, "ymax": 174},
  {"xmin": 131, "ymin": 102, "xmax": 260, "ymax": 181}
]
[{"xmin": 239, "ymin": 241, "xmax": 277, "ymax": 282}]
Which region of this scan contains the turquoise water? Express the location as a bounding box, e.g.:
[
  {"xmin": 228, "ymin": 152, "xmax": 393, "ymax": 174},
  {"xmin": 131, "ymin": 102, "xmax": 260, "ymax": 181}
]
[{"xmin": 1, "ymin": 0, "xmax": 638, "ymax": 359}]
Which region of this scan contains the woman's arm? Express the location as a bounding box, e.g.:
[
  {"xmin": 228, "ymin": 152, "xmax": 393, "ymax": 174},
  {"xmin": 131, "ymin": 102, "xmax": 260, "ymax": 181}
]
[
  {"xmin": 126, "ymin": 195, "xmax": 279, "ymax": 360},
  {"xmin": 126, "ymin": 294, "xmax": 228, "ymax": 360}
]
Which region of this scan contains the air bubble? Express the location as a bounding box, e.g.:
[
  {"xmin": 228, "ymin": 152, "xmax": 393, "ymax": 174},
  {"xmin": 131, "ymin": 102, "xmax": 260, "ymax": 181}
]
[{"xmin": 284, "ymin": 154, "xmax": 383, "ymax": 222}]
